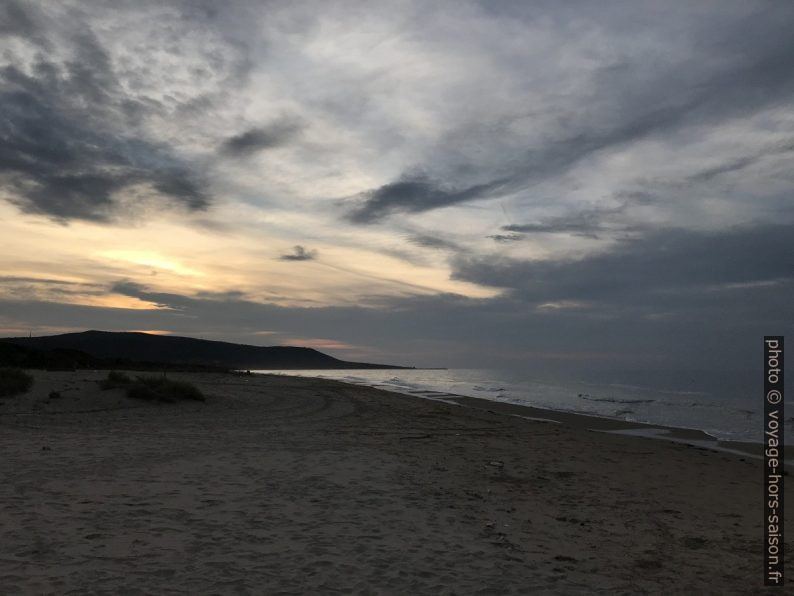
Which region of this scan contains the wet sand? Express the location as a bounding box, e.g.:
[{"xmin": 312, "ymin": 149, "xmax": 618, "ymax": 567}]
[
  {"xmin": 0, "ymin": 370, "xmax": 790, "ymax": 594},
  {"xmin": 442, "ymin": 394, "xmax": 794, "ymax": 464}
]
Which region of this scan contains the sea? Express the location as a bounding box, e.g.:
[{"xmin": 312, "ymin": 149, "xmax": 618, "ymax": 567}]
[{"xmin": 251, "ymin": 367, "xmax": 786, "ymax": 443}]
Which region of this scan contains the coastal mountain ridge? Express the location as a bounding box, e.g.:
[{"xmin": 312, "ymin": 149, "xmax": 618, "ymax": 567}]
[{"xmin": 0, "ymin": 330, "xmax": 409, "ymax": 370}]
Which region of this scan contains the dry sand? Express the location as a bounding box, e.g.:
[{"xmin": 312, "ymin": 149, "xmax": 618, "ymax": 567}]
[{"xmin": 0, "ymin": 370, "xmax": 790, "ymax": 594}]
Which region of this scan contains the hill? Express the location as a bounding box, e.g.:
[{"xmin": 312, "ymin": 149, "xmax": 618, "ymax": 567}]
[{"xmin": 0, "ymin": 331, "xmax": 409, "ymax": 370}]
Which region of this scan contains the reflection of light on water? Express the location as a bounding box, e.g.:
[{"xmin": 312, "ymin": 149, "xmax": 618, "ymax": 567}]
[{"xmin": 251, "ymin": 368, "xmax": 764, "ymax": 443}]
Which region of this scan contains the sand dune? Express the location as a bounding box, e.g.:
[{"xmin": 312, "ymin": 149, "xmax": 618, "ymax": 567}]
[{"xmin": 0, "ymin": 371, "xmax": 789, "ymax": 594}]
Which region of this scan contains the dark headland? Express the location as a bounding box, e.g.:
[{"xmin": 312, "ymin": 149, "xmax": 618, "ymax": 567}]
[{"xmin": 0, "ymin": 330, "xmax": 410, "ymax": 370}]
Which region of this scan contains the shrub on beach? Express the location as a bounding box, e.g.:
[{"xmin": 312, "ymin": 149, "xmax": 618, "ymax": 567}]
[
  {"xmin": 126, "ymin": 376, "xmax": 205, "ymax": 403},
  {"xmin": 0, "ymin": 367, "xmax": 34, "ymax": 397},
  {"xmin": 99, "ymin": 370, "xmax": 132, "ymax": 390}
]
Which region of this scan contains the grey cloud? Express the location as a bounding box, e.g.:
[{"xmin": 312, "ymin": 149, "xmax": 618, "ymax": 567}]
[
  {"xmin": 344, "ymin": 10, "xmax": 794, "ymax": 223},
  {"xmin": 0, "ymin": 276, "xmax": 103, "ymax": 297},
  {"xmin": 487, "ymin": 234, "xmax": 523, "ymax": 243},
  {"xmin": 0, "ymin": 22, "xmax": 210, "ymax": 221},
  {"xmin": 110, "ymin": 281, "xmax": 150, "ymax": 298},
  {"xmin": 220, "ymin": 120, "xmax": 302, "ymax": 157},
  {"xmin": 689, "ymin": 156, "xmax": 761, "ymax": 184},
  {"xmin": 110, "ymin": 280, "xmax": 199, "ymax": 310},
  {"xmin": 112, "ymin": 281, "xmax": 248, "ymax": 308},
  {"xmin": 603, "ymin": 139, "xmax": 794, "ymax": 221},
  {"xmin": 195, "ymin": 289, "xmax": 247, "ymax": 301},
  {"xmin": 409, "ymin": 234, "xmax": 461, "ymax": 251},
  {"xmin": 502, "ymin": 204, "xmax": 630, "ymax": 239},
  {"xmin": 453, "ymin": 224, "xmax": 794, "ymax": 310},
  {"xmin": 0, "ymin": 275, "xmax": 105, "ymax": 300},
  {"xmin": 0, "ymin": 0, "xmax": 40, "ymax": 40},
  {"xmin": 687, "ymin": 141, "xmax": 794, "ymax": 184},
  {"xmin": 347, "ymin": 176, "xmax": 505, "ymax": 224},
  {"xmin": 279, "ymin": 245, "xmax": 317, "ymax": 261},
  {"xmin": 0, "ymin": 276, "xmax": 85, "ymax": 286}
]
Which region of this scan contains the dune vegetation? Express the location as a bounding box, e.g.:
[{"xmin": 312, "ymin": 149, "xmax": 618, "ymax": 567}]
[
  {"xmin": 0, "ymin": 367, "xmax": 34, "ymax": 397},
  {"xmin": 99, "ymin": 370, "xmax": 205, "ymax": 403}
]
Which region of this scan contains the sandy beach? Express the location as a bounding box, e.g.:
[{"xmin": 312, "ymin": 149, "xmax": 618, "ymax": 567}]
[{"xmin": 0, "ymin": 370, "xmax": 790, "ymax": 594}]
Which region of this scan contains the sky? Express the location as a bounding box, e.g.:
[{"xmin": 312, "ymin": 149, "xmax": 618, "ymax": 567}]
[{"xmin": 0, "ymin": 0, "xmax": 792, "ymax": 370}]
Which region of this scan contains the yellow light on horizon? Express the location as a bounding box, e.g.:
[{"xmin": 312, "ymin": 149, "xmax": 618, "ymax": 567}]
[
  {"xmin": 76, "ymin": 294, "xmax": 170, "ymax": 310},
  {"xmin": 97, "ymin": 250, "xmax": 205, "ymax": 278}
]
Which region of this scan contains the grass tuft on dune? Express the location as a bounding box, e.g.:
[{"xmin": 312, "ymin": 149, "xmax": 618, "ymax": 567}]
[
  {"xmin": 99, "ymin": 370, "xmax": 133, "ymax": 390},
  {"xmin": 0, "ymin": 367, "xmax": 34, "ymax": 397},
  {"xmin": 129, "ymin": 376, "xmax": 205, "ymax": 403},
  {"xmin": 99, "ymin": 370, "xmax": 205, "ymax": 403}
]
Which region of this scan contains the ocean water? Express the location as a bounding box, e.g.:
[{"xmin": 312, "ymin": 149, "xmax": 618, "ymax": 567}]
[{"xmin": 251, "ymin": 367, "xmax": 782, "ymax": 443}]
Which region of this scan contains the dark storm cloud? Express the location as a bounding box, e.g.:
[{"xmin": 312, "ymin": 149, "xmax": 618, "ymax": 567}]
[
  {"xmin": 453, "ymin": 224, "xmax": 794, "ymax": 310},
  {"xmin": 279, "ymin": 246, "xmax": 317, "ymax": 261},
  {"xmin": 347, "ymin": 176, "xmax": 504, "ymax": 224},
  {"xmin": 220, "ymin": 121, "xmax": 302, "ymax": 157},
  {"xmin": 0, "ymin": 24, "xmax": 209, "ymax": 221}
]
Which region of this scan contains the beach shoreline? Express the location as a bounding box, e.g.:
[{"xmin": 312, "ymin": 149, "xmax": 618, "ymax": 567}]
[
  {"xmin": 254, "ymin": 370, "xmax": 794, "ymax": 464},
  {"xmin": 1, "ymin": 370, "xmax": 790, "ymax": 593}
]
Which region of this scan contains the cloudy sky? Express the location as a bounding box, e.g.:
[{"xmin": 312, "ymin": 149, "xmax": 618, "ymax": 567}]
[{"xmin": 1, "ymin": 0, "xmax": 792, "ymax": 370}]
